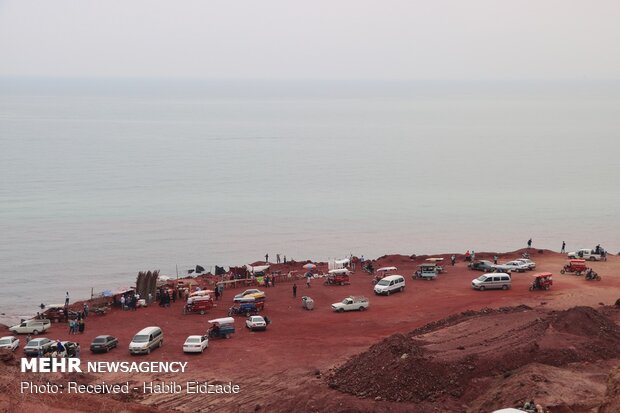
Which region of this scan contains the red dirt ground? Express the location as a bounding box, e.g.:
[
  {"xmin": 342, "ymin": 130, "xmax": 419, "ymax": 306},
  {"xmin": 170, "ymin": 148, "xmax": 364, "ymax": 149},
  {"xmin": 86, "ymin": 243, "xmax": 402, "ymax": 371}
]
[{"xmin": 2, "ymin": 249, "xmax": 620, "ymax": 412}]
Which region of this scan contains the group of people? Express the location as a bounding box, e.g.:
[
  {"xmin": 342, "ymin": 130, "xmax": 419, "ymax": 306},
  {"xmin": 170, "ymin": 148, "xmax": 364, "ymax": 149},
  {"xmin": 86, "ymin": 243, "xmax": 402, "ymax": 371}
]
[
  {"xmin": 119, "ymin": 293, "xmax": 140, "ymax": 310},
  {"xmin": 68, "ymin": 316, "xmax": 86, "ymax": 334}
]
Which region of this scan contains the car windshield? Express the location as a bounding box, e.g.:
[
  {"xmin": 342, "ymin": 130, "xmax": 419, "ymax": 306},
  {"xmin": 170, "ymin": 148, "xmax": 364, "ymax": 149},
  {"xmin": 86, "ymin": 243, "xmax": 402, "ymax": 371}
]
[
  {"xmin": 26, "ymin": 340, "xmax": 42, "ymax": 346},
  {"xmin": 377, "ymin": 280, "xmax": 390, "ymax": 286},
  {"xmin": 132, "ymin": 335, "xmax": 149, "ymax": 343},
  {"xmin": 93, "ymin": 337, "xmax": 107, "ymax": 343},
  {"xmin": 0, "ymin": 339, "xmax": 11, "ymax": 345},
  {"xmin": 476, "ymin": 275, "xmax": 488, "ymax": 281},
  {"xmin": 185, "ymin": 337, "xmax": 200, "ymax": 343}
]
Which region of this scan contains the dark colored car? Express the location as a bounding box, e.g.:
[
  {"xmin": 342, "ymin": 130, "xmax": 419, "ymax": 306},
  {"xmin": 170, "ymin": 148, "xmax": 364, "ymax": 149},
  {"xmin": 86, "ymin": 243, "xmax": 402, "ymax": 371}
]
[
  {"xmin": 90, "ymin": 335, "xmax": 118, "ymax": 353},
  {"xmin": 39, "ymin": 307, "xmax": 79, "ymax": 322},
  {"xmin": 469, "ymin": 260, "xmax": 496, "ymax": 272}
]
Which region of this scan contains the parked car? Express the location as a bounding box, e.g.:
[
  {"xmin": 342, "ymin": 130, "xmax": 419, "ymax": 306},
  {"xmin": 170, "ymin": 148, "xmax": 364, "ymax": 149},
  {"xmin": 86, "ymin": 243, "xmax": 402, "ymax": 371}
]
[
  {"xmin": 472, "ymin": 273, "xmax": 512, "ymax": 291},
  {"xmin": 515, "ymin": 258, "xmax": 536, "ymax": 270},
  {"xmin": 129, "ymin": 327, "xmax": 163, "ymax": 355},
  {"xmin": 90, "ymin": 335, "xmax": 118, "ymax": 353},
  {"xmin": 469, "ymin": 260, "xmax": 496, "ymax": 272},
  {"xmin": 502, "ymin": 260, "xmax": 530, "ymax": 273},
  {"xmin": 23, "ymin": 338, "xmax": 53, "ymax": 356},
  {"xmin": 492, "ymin": 263, "xmax": 513, "ymax": 273},
  {"xmin": 374, "ymin": 275, "xmax": 406, "ymax": 295},
  {"xmin": 0, "ymin": 336, "xmax": 19, "ymax": 351},
  {"xmin": 246, "ymin": 315, "xmax": 270, "ymax": 331},
  {"xmin": 183, "ymin": 335, "xmax": 209, "ymax": 353},
  {"xmin": 332, "ymin": 296, "xmax": 369, "ymax": 312},
  {"xmin": 568, "ymin": 249, "xmax": 605, "ymax": 261},
  {"xmin": 9, "ymin": 319, "xmax": 51, "ymax": 335},
  {"xmin": 233, "ymin": 289, "xmax": 266, "ymax": 302}
]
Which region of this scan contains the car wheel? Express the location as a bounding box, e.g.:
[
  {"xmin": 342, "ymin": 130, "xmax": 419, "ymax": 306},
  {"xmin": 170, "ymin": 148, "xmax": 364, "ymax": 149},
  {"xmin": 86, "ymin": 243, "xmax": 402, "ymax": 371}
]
[
  {"xmin": 159, "ymin": 340, "xmax": 163, "ymax": 348},
  {"xmin": 560, "ymin": 269, "xmax": 565, "ymax": 274},
  {"xmin": 590, "ymin": 257, "xmax": 596, "ymax": 261},
  {"xmin": 400, "ymin": 286, "xmax": 404, "ymax": 292},
  {"xmin": 502, "ymin": 285, "xmax": 508, "ymax": 290},
  {"xmin": 200, "ymin": 310, "xmax": 205, "ymax": 315},
  {"xmin": 338, "ymin": 308, "xmax": 344, "ymax": 313},
  {"xmin": 225, "ymin": 334, "xmax": 231, "ymax": 339},
  {"xmin": 105, "ymin": 347, "xmax": 109, "ymax": 353},
  {"xmin": 359, "ymin": 306, "xmax": 366, "ymax": 311},
  {"xmin": 479, "ymin": 286, "xmax": 485, "ymax": 291},
  {"xmin": 146, "ymin": 348, "xmax": 151, "ymax": 355},
  {"xmin": 386, "ymin": 290, "xmax": 391, "ymax": 296},
  {"xmin": 32, "ymin": 330, "xmax": 38, "ymax": 335}
]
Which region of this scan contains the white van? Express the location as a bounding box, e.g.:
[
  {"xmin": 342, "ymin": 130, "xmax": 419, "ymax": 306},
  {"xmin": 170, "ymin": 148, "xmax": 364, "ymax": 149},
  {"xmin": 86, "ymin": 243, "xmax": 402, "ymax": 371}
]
[
  {"xmin": 129, "ymin": 326, "xmax": 163, "ymax": 355},
  {"xmin": 472, "ymin": 273, "xmax": 511, "ymax": 291},
  {"xmin": 374, "ymin": 275, "xmax": 406, "ymax": 295}
]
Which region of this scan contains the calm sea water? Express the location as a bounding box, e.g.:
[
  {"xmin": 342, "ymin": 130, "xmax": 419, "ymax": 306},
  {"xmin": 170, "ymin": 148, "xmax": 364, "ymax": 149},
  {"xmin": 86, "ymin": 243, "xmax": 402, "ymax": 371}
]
[{"xmin": 1, "ymin": 79, "xmax": 619, "ymax": 322}]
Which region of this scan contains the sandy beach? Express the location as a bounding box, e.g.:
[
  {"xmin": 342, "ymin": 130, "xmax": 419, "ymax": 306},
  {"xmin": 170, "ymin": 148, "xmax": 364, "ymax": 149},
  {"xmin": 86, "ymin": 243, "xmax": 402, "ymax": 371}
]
[{"xmin": 2, "ymin": 248, "xmax": 619, "ymax": 412}]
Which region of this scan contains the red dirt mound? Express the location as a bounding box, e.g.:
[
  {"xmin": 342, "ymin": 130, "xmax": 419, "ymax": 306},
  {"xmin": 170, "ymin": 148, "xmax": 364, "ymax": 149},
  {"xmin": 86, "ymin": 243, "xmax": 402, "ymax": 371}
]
[{"xmin": 328, "ymin": 306, "xmax": 620, "ymax": 404}]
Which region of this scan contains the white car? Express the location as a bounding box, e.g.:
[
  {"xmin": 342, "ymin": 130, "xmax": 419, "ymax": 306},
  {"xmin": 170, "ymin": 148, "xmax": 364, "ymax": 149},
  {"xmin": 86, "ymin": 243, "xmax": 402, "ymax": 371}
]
[
  {"xmin": 503, "ymin": 260, "xmax": 530, "ymax": 273},
  {"xmin": 245, "ymin": 315, "xmax": 268, "ymax": 331},
  {"xmin": 516, "ymin": 258, "xmax": 536, "ymax": 270},
  {"xmin": 568, "ymin": 249, "xmax": 605, "ymax": 261},
  {"xmin": 9, "ymin": 319, "xmax": 51, "ymax": 335},
  {"xmin": 183, "ymin": 335, "xmax": 209, "ymax": 353},
  {"xmin": 331, "ymin": 296, "xmax": 369, "ymax": 312},
  {"xmin": 0, "ymin": 336, "xmax": 20, "ymax": 351}
]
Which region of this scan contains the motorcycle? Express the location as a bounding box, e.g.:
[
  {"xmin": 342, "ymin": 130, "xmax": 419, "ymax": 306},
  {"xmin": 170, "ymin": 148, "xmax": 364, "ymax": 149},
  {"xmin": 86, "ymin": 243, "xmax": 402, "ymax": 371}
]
[{"xmin": 585, "ymin": 269, "xmax": 601, "ymax": 281}]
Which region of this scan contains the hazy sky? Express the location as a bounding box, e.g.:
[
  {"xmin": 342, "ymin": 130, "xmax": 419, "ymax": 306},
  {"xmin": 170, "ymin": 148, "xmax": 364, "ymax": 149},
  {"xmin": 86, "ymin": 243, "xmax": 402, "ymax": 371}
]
[{"xmin": 1, "ymin": 0, "xmax": 619, "ymax": 80}]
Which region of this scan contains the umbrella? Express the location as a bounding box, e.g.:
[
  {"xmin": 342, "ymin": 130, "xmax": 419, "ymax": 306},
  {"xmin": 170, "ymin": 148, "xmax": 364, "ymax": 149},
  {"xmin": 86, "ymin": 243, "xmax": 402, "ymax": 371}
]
[
  {"xmin": 102, "ymin": 290, "xmax": 113, "ymax": 297},
  {"xmin": 303, "ymin": 263, "xmax": 316, "ymax": 269}
]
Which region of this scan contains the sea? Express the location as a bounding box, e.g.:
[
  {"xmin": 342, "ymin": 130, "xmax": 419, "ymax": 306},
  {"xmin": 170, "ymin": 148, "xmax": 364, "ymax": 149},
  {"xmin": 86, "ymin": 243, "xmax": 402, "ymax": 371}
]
[{"xmin": 1, "ymin": 78, "xmax": 619, "ymax": 323}]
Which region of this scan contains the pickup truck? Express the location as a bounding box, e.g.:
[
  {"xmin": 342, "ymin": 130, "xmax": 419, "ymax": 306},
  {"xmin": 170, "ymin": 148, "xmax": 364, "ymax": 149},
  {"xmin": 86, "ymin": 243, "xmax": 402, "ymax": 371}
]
[
  {"xmin": 9, "ymin": 319, "xmax": 51, "ymax": 335},
  {"xmin": 568, "ymin": 249, "xmax": 605, "ymax": 261},
  {"xmin": 332, "ymin": 296, "xmax": 369, "ymax": 312}
]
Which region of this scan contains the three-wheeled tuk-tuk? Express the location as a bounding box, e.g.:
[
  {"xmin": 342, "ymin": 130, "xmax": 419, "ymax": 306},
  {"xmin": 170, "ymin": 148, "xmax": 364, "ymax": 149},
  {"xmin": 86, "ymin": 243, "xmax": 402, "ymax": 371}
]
[
  {"xmin": 414, "ymin": 263, "xmax": 440, "ymax": 280},
  {"xmin": 324, "ymin": 269, "xmax": 351, "ymax": 286},
  {"xmin": 183, "ymin": 295, "xmax": 214, "ymax": 315},
  {"xmin": 560, "ymin": 259, "xmax": 588, "ymax": 276},
  {"xmin": 372, "ymin": 266, "xmax": 397, "ymax": 285},
  {"xmin": 228, "ymin": 297, "xmax": 265, "ymax": 317},
  {"xmin": 207, "ymin": 317, "xmax": 235, "ymax": 339},
  {"xmin": 529, "ymin": 272, "xmax": 553, "ymax": 291}
]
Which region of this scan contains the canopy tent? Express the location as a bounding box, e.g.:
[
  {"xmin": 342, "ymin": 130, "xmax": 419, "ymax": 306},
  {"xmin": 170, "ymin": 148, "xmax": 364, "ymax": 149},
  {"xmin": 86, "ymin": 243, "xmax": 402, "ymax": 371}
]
[{"xmin": 302, "ymin": 263, "xmax": 316, "ymax": 270}]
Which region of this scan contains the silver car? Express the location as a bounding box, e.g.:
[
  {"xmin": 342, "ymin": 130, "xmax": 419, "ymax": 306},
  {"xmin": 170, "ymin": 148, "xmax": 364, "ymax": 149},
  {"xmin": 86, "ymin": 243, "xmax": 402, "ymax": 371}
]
[{"xmin": 472, "ymin": 273, "xmax": 512, "ymax": 291}]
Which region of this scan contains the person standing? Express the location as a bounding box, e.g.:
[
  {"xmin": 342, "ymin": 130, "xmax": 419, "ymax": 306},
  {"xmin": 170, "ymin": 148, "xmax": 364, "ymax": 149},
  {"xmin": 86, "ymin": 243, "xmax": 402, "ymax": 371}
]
[
  {"xmin": 561, "ymin": 241, "xmax": 566, "ymax": 253},
  {"xmin": 493, "ymin": 255, "xmax": 498, "ymax": 264},
  {"xmin": 283, "ymin": 255, "xmax": 287, "ymax": 264},
  {"xmin": 450, "ymin": 255, "xmax": 456, "ymax": 266},
  {"xmin": 75, "ymin": 343, "xmax": 81, "ymax": 359},
  {"xmin": 276, "ymin": 254, "xmax": 281, "ymax": 264},
  {"xmin": 83, "ymin": 303, "xmax": 89, "ymax": 318},
  {"xmin": 292, "ymin": 283, "xmax": 297, "ymax": 298},
  {"xmin": 65, "ymin": 292, "xmax": 70, "ymax": 306},
  {"xmin": 120, "ymin": 295, "xmax": 126, "ymax": 310},
  {"xmin": 214, "ymin": 287, "xmax": 220, "ymax": 301},
  {"xmin": 471, "ymin": 251, "xmax": 476, "ymax": 262},
  {"xmin": 265, "ymin": 253, "xmax": 269, "ymax": 263},
  {"xmin": 272, "ymin": 275, "xmax": 276, "ymax": 287},
  {"xmin": 527, "ymin": 238, "xmax": 532, "ymax": 249},
  {"xmin": 78, "ymin": 318, "xmax": 85, "ymax": 334},
  {"xmin": 306, "ymin": 276, "xmax": 311, "ymax": 288}
]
